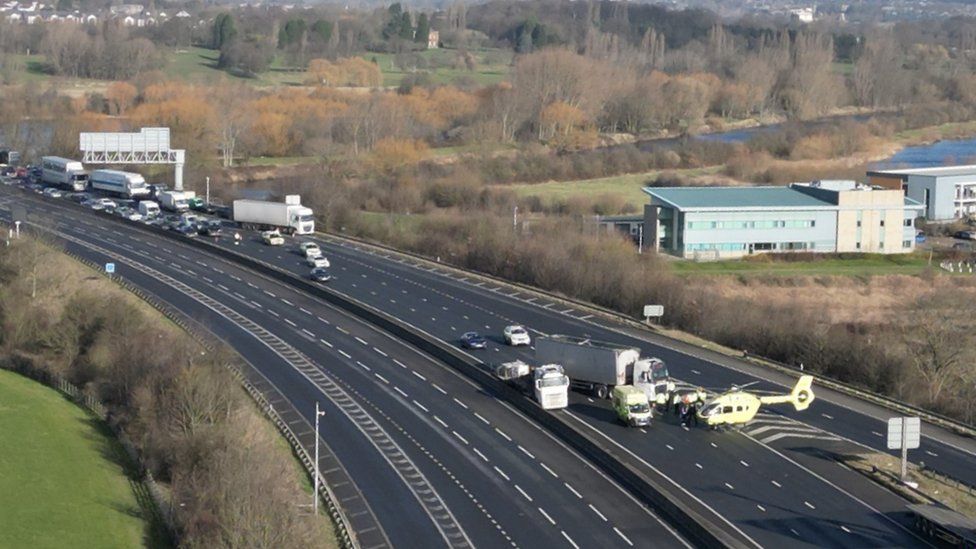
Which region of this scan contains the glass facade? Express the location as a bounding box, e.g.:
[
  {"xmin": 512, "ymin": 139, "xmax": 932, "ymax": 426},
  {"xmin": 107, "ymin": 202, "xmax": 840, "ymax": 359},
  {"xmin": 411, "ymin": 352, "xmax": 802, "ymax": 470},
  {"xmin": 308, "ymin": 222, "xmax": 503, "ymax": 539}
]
[{"xmin": 687, "ymin": 220, "xmax": 816, "ymax": 230}]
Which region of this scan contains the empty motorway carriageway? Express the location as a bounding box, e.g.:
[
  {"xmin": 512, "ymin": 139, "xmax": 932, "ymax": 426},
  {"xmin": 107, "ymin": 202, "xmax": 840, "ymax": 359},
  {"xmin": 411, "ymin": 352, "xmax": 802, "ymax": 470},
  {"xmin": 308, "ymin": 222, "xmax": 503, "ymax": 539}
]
[{"xmin": 2, "ymin": 184, "xmax": 972, "ymax": 548}]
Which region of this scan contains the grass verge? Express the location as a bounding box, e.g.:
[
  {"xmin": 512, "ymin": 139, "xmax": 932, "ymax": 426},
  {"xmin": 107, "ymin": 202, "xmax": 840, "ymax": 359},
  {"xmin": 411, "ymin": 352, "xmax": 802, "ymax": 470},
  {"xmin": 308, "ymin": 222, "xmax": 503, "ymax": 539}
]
[
  {"xmin": 0, "ymin": 368, "xmax": 161, "ymax": 548},
  {"xmin": 670, "ymin": 253, "xmax": 934, "ymax": 277}
]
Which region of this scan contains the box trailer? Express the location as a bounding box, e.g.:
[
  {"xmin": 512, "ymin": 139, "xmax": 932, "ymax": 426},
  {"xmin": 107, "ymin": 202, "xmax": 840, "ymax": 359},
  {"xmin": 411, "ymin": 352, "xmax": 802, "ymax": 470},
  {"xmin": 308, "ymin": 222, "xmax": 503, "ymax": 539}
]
[{"xmin": 232, "ymin": 195, "xmax": 314, "ymax": 235}]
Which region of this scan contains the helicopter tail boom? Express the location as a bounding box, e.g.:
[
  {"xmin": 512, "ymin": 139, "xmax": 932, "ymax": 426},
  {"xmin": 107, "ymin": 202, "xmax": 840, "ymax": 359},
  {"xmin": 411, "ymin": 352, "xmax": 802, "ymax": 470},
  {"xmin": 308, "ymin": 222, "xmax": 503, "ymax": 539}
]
[{"xmin": 758, "ymin": 375, "xmax": 815, "ymax": 411}]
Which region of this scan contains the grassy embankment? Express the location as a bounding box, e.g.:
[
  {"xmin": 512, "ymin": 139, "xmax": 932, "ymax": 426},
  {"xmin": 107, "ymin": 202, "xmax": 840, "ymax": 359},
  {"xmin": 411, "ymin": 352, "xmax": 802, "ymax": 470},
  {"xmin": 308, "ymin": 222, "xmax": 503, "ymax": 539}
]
[{"xmin": 0, "ymin": 369, "xmax": 161, "ymax": 548}]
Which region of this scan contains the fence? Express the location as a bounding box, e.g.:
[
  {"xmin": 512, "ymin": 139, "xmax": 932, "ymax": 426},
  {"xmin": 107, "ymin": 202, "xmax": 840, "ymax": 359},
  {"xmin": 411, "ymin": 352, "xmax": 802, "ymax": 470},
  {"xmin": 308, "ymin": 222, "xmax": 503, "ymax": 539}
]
[{"xmin": 940, "ymin": 259, "xmax": 976, "ymax": 273}]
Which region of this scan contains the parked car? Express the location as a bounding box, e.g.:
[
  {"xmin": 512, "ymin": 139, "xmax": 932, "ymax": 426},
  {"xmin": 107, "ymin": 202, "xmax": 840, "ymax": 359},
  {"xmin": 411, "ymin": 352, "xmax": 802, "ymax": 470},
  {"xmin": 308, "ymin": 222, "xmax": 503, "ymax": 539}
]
[
  {"xmin": 460, "ymin": 331, "xmax": 488, "ymax": 350},
  {"xmin": 954, "ymin": 230, "xmax": 976, "ymax": 240},
  {"xmin": 915, "ymin": 231, "xmax": 926, "ymax": 244},
  {"xmin": 307, "ymin": 255, "xmax": 330, "ymax": 268},
  {"xmin": 310, "ymin": 267, "xmax": 332, "ymax": 282},
  {"xmin": 503, "ymin": 325, "xmax": 532, "ymax": 346}
]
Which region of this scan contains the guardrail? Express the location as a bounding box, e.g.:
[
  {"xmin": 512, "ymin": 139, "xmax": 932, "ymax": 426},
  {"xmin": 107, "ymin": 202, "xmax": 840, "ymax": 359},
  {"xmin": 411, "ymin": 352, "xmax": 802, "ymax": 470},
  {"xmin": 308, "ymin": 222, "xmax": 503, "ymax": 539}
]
[
  {"xmin": 70, "ymin": 210, "xmax": 750, "ymax": 547},
  {"xmin": 325, "ymin": 232, "xmax": 976, "ymax": 440},
  {"xmin": 15, "ymin": 220, "xmax": 358, "ymax": 549}
]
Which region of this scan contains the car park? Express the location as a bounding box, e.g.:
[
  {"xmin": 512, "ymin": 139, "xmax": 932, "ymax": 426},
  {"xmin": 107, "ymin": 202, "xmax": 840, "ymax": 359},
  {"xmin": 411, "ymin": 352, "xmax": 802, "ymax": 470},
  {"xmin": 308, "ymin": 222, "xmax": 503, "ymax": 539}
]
[
  {"xmin": 310, "ymin": 267, "xmax": 331, "ymax": 282},
  {"xmin": 460, "ymin": 331, "xmax": 488, "ymax": 349},
  {"xmin": 307, "ymin": 255, "xmax": 330, "ymax": 268},
  {"xmin": 503, "ymin": 325, "xmax": 532, "ymax": 346}
]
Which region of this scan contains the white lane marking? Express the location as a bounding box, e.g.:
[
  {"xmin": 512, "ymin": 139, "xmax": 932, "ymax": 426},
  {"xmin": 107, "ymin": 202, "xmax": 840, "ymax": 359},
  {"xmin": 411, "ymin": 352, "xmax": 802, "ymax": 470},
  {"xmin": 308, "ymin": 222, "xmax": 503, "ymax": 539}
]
[
  {"xmin": 614, "ymin": 527, "xmax": 634, "ymax": 547},
  {"xmin": 230, "ymin": 275, "xmax": 241, "ymax": 282},
  {"xmin": 356, "ymin": 361, "xmax": 371, "ymax": 372},
  {"xmin": 564, "ymin": 483, "xmax": 582, "ymax": 499},
  {"xmin": 317, "ymin": 316, "xmax": 330, "ymax": 325},
  {"xmin": 452, "ymin": 431, "xmax": 469, "ymax": 445},
  {"xmin": 234, "ymin": 292, "xmax": 246, "ymax": 300},
  {"xmin": 413, "ymin": 400, "xmax": 429, "ymax": 412},
  {"xmin": 804, "ymin": 501, "xmax": 816, "ymax": 510},
  {"xmin": 821, "ymin": 413, "xmax": 834, "ymax": 420},
  {"xmin": 494, "ymin": 466, "xmax": 509, "ymax": 481},
  {"xmin": 336, "ymin": 327, "xmax": 349, "ymax": 335},
  {"xmin": 495, "ymin": 428, "xmax": 511, "ymax": 442},
  {"xmin": 300, "ymin": 307, "xmax": 312, "ymax": 315},
  {"xmin": 412, "ymin": 371, "xmax": 427, "ymax": 381},
  {"xmin": 757, "ymin": 505, "xmax": 766, "ymax": 512},
  {"xmin": 514, "ymin": 485, "xmax": 532, "ymax": 502},
  {"xmin": 247, "ymin": 282, "xmax": 257, "ymax": 289},
  {"xmin": 284, "ymin": 318, "xmax": 296, "ymax": 327},
  {"xmin": 302, "ymin": 328, "xmax": 315, "ymax": 337},
  {"xmin": 453, "ymin": 398, "xmax": 468, "ymax": 409},
  {"xmin": 725, "ymin": 483, "xmax": 734, "ymax": 490},
  {"xmin": 771, "ymin": 480, "xmax": 782, "ymax": 488},
  {"xmin": 841, "ymin": 526, "xmax": 851, "ymax": 534},
  {"xmin": 202, "ymin": 276, "xmax": 213, "ymax": 283},
  {"xmin": 281, "ymin": 298, "xmax": 294, "ymax": 306},
  {"xmin": 666, "ymin": 444, "xmax": 674, "ymax": 451},
  {"xmin": 264, "ymin": 290, "xmax": 276, "ymax": 298},
  {"xmin": 394, "ymin": 387, "xmax": 408, "ymax": 398},
  {"xmin": 871, "ymin": 431, "xmax": 883, "ymax": 437},
  {"xmin": 539, "ymin": 462, "xmax": 558, "ymax": 478},
  {"xmin": 589, "ymin": 504, "xmax": 607, "ymax": 522},
  {"xmin": 393, "ymin": 359, "xmax": 407, "ymax": 369},
  {"xmin": 518, "ymin": 445, "xmax": 535, "ymax": 459},
  {"xmin": 434, "ymin": 416, "xmax": 448, "ymax": 428},
  {"xmin": 433, "ymin": 384, "xmax": 447, "ymax": 395},
  {"xmin": 559, "ymin": 308, "xmax": 574, "ymax": 314},
  {"xmin": 691, "ymin": 369, "xmax": 701, "ymax": 375},
  {"xmin": 373, "ymin": 347, "xmax": 388, "ymax": 357},
  {"xmin": 740, "ymin": 460, "xmax": 749, "ymax": 467},
  {"xmin": 473, "ymin": 448, "xmax": 489, "ymax": 462},
  {"xmin": 375, "ymin": 373, "xmax": 389, "ymax": 385},
  {"xmin": 925, "ymin": 450, "xmax": 939, "ymax": 457},
  {"xmin": 474, "ymin": 412, "xmax": 490, "ymax": 425},
  {"xmin": 320, "ymin": 339, "xmax": 333, "ymax": 348},
  {"xmin": 539, "ymin": 507, "xmax": 556, "ymax": 526},
  {"xmin": 355, "ymin": 336, "xmax": 368, "ymax": 345},
  {"xmin": 561, "ymin": 531, "xmax": 579, "ymax": 549},
  {"xmin": 268, "ymin": 310, "xmax": 280, "ymax": 317},
  {"xmin": 338, "ymin": 350, "xmax": 351, "ymax": 359},
  {"xmin": 217, "ymin": 283, "xmax": 229, "ymax": 291}
]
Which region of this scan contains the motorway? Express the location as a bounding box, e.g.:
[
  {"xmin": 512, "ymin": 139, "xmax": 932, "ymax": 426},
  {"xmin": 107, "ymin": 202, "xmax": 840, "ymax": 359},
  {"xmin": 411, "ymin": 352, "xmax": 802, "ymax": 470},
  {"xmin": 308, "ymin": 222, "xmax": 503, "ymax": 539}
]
[
  {"xmin": 0, "ymin": 187, "xmax": 691, "ymax": 548},
  {"xmin": 196, "ymin": 218, "xmax": 972, "ymax": 547}
]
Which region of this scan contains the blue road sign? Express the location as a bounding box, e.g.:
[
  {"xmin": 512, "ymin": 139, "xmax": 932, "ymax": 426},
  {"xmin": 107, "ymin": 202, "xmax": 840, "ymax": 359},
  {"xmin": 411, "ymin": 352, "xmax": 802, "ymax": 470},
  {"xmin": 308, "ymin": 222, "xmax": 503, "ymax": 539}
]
[{"xmin": 105, "ymin": 262, "xmax": 115, "ymax": 274}]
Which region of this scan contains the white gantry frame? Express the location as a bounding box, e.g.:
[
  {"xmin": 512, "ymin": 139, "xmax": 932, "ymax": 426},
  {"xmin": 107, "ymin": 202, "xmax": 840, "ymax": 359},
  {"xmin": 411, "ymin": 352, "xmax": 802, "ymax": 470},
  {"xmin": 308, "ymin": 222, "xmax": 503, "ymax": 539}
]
[{"xmin": 79, "ymin": 127, "xmax": 186, "ymax": 191}]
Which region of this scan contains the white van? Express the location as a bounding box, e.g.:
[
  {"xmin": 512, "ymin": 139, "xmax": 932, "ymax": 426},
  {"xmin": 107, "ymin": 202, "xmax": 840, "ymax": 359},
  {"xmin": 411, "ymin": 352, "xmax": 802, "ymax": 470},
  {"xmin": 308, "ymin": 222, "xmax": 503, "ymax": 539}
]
[{"xmin": 138, "ymin": 200, "xmax": 160, "ymax": 218}]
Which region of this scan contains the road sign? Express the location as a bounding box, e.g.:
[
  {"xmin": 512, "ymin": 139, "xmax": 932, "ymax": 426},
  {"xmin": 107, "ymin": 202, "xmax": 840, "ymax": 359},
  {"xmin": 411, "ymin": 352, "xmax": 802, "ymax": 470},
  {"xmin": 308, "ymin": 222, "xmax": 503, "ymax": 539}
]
[
  {"xmin": 105, "ymin": 262, "xmax": 115, "ymax": 274},
  {"xmin": 887, "ymin": 417, "xmax": 920, "ymax": 450},
  {"xmin": 643, "ymin": 305, "xmax": 664, "ymax": 318}
]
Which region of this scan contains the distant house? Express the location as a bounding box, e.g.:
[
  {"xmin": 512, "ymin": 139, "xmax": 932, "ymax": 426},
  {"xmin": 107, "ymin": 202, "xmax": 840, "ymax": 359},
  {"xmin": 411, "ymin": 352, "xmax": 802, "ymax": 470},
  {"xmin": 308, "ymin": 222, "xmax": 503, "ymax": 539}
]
[
  {"xmin": 110, "ymin": 3, "xmax": 143, "ymax": 16},
  {"xmin": 790, "ymin": 7, "xmax": 815, "ymax": 23},
  {"xmin": 427, "ymin": 29, "xmax": 439, "ymax": 49}
]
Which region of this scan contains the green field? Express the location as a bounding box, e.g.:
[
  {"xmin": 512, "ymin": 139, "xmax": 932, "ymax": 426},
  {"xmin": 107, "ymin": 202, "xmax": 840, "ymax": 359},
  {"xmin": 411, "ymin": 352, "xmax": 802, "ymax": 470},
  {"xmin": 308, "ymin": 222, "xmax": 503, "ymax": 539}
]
[
  {"xmin": 0, "ymin": 369, "xmax": 160, "ymax": 548},
  {"xmin": 670, "ymin": 253, "xmax": 934, "ymax": 277},
  {"xmin": 361, "ymin": 48, "xmax": 512, "ymax": 87},
  {"xmin": 507, "ymin": 167, "xmax": 723, "ymax": 205}
]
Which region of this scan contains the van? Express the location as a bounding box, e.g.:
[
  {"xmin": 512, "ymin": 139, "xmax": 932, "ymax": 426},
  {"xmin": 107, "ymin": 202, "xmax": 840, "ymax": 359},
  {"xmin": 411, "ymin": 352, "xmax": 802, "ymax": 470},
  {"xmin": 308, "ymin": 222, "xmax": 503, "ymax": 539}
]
[
  {"xmin": 138, "ymin": 201, "xmax": 160, "ymax": 218},
  {"xmin": 612, "ymin": 385, "xmax": 652, "ymax": 427}
]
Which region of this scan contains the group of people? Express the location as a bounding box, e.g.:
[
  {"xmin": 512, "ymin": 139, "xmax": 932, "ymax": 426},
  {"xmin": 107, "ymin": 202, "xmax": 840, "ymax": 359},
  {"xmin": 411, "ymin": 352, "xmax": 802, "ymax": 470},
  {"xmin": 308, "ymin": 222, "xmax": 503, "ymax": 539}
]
[{"xmin": 670, "ymin": 387, "xmax": 707, "ymax": 427}]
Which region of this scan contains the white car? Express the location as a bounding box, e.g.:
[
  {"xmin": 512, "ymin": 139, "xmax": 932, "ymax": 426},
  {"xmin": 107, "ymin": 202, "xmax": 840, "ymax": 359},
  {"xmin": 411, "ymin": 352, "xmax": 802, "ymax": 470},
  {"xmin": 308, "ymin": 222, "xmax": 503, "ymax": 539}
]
[
  {"xmin": 503, "ymin": 325, "xmax": 532, "ymax": 346},
  {"xmin": 299, "ymin": 242, "xmax": 322, "ymax": 257},
  {"xmin": 307, "ymin": 255, "xmax": 330, "ymax": 268},
  {"xmin": 96, "ymin": 198, "xmax": 117, "ymax": 210},
  {"xmin": 42, "ymin": 187, "xmax": 63, "ymax": 198}
]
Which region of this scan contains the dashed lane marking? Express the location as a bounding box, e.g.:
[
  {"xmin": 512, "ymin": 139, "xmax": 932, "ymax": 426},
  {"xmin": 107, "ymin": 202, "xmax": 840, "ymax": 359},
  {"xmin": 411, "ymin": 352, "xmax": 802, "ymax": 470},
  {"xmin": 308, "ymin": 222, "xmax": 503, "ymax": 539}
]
[{"xmin": 589, "ymin": 504, "xmax": 607, "ymax": 522}]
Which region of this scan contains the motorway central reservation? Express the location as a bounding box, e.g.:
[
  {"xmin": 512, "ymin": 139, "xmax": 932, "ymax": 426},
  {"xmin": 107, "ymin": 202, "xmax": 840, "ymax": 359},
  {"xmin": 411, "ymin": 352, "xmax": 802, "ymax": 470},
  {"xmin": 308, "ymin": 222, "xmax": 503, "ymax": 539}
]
[{"xmin": 643, "ymin": 180, "xmax": 924, "ymax": 259}]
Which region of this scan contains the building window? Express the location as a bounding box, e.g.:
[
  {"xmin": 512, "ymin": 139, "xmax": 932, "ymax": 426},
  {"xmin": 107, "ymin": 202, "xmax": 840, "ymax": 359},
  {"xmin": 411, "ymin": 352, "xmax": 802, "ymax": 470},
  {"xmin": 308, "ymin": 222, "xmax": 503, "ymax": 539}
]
[
  {"xmin": 904, "ymin": 218, "xmax": 913, "ymax": 227},
  {"xmin": 856, "ymin": 220, "xmax": 862, "ymax": 227},
  {"xmin": 880, "ymin": 220, "xmax": 885, "ymax": 227},
  {"xmin": 903, "ymin": 240, "xmax": 911, "ymax": 248},
  {"xmin": 856, "ymin": 242, "xmax": 861, "ymax": 249}
]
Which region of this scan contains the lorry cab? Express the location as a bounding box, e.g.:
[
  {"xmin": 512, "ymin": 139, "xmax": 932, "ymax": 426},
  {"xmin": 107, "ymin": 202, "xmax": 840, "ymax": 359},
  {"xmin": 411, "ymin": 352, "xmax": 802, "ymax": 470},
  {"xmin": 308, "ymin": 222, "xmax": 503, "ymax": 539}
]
[
  {"xmin": 292, "ymin": 207, "xmax": 315, "ymax": 235},
  {"xmin": 533, "ymin": 364, "xmax": 569, "ymax": 410},
  {"xmin": 138, "ymin": 201, "xmax": 160, "ymax": 218},
  {"xmin": 633, "ymin": 358, "xmax": 675, "ymax": 406},
  {"xmin": 612, "ymin": 386, "xmax": 652, "ymax": 427}
]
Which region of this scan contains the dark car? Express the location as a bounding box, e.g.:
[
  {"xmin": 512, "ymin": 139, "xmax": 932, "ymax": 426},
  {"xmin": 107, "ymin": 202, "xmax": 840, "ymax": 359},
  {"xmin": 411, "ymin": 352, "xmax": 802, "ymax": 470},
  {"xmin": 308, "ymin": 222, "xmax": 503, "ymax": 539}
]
[
  {"xmin": 69, "ymin": 192, "xmax": 91, "ymax": 204},
  {"xmin": 200, "ymin": 221, "xmax": 223, "ymax": 237},
  {"xmin": 175, "ymin": 223, "xmax": 197, "ymax": 237},
  {"xmin": 954, "ymin": 230, "xmax": 976, "ymax": 241},
  {"xmin": 310, "ymin": 267, "xmax": 331, "ymax": 282},
  {"xmin": 460, "ymin": 331, "xmax": 488, "ymax": 350}
]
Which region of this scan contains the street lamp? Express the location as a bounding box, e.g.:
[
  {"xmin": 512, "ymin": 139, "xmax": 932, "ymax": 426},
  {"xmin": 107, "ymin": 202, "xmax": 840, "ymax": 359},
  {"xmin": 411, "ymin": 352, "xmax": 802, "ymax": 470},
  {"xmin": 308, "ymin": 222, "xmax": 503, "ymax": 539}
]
[
  {"xmin": 314, "ymin": 401, "xmax": 325, "ymax": 515},
  {"xmin": 205, "ymin": 176, "xmax": 210, "ymax": 205},
  {"xmin": 513, "ymin": 206, "xmax": 518, "ymax": 231}
]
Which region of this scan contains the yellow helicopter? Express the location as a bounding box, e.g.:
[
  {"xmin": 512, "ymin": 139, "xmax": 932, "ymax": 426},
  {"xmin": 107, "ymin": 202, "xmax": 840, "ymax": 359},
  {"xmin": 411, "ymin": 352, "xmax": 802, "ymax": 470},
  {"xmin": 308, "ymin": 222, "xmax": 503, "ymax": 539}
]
[{"xmin": 696, "ymin": 375, "xmax": 815, "ymax": 428}]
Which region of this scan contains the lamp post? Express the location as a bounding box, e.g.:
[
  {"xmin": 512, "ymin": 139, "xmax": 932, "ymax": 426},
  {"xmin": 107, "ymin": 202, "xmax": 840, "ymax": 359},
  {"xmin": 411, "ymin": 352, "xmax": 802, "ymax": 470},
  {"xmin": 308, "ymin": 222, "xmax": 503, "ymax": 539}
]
[
  {"xmin": 513, "ymin": 206, "xmax": 518, "ymax": 231},
  {"xmin": 205, "ymin": 176, "xmax": 210, "ymax": 205},
  {"xmin": 314, "ymin": 401, "xmax": 325, "ymax": 514}
]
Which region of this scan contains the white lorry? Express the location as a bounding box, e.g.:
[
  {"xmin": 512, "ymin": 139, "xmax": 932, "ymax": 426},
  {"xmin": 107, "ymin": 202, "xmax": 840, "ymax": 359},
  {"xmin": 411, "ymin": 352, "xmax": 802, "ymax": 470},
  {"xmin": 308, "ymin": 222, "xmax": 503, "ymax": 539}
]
[
  {"xmin": 495, "ymin": 361, "xmax": 569, "ymax": 410},
  {"xmin": 232, "ymin": 195, "xmax": 314, "ymax": 235},
  {"xmin": 89, "ymin": 169, "xmax": 150, "ymax": 199},
  {"xmin": 158, "ymin": 190, "xmax": 190, "ymax": 212},
  {"xmin": 138, "ymin": 200, "xmax": 160, "ymax": 218},
  {"xmin": 535, "ymin": 335, "xmax": 674, "ymax": 402},
  {"xmin": 41, "ymin": 156, "xmax": 88, "ymax": 192}
]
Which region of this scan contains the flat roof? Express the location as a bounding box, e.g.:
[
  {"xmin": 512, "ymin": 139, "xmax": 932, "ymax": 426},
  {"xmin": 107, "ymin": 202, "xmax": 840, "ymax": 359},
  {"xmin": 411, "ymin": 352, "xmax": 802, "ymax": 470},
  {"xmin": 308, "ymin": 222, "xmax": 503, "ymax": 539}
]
[
  {"xmin": 869, "ymin": 165, "xmax": 976, "ymax": 177},
  {"xmin": 642, "ymin": 186, "xmax": 834, "ymax": 211}
]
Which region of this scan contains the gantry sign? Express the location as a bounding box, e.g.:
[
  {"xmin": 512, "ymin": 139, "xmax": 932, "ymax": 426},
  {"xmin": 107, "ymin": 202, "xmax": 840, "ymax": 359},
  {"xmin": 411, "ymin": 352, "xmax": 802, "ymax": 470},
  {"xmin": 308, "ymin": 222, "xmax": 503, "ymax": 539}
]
[{"xmin": 79, "ymin": 127, "xmax": 186, "ymax": 191}]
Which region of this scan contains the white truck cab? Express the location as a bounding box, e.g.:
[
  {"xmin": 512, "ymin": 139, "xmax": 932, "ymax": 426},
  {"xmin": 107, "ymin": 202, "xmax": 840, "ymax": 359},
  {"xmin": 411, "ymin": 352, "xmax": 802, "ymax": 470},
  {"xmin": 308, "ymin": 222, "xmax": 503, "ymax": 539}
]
[
  {"xmin": 533, "ymin": 364, "xmax": 569, "ymax": 410},
  {"xmin": 633, "ymin": 358, "xmax": 675, "ymax": 406}
]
